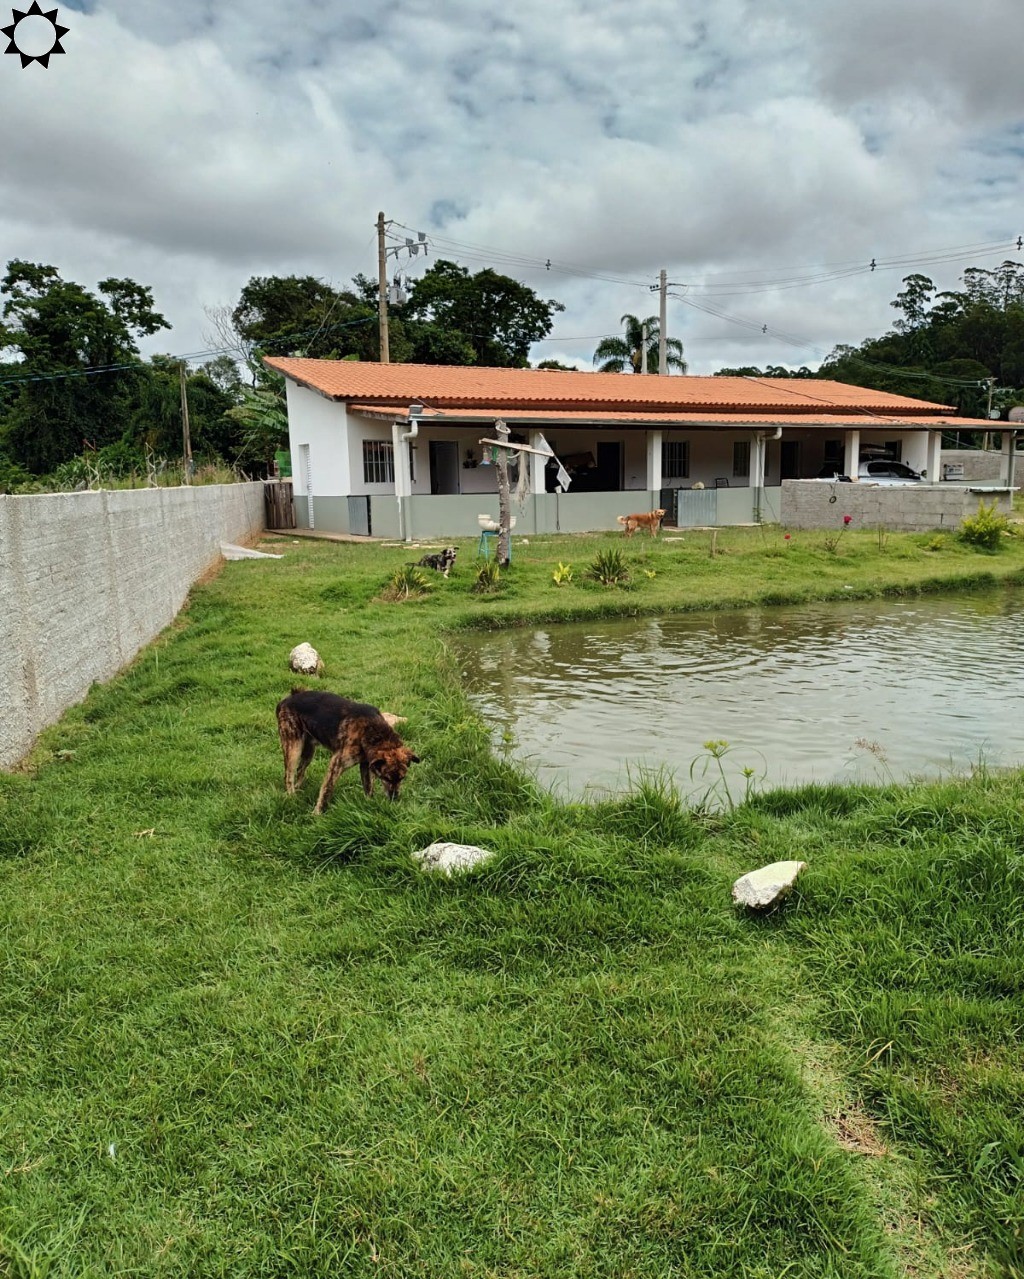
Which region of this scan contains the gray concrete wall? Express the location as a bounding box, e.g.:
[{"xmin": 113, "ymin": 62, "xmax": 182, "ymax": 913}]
[
  {"xmin": 1, "ymin": 483, "xmax": 264, "ymax": 768},
  {"xmin": 780, "ymin": 480, "xmax": 1015, "ymax": 531},
  {"xmin": 940, "ymin": 449, "xmax": 1005, "ymax": 483}
]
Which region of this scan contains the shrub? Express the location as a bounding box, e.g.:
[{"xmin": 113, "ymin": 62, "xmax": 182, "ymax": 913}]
[
  {"xmin": 959, "ymin": 499, "xmax": 1009, "ymax": 552},
  {"xmin": 380, "ymin": 565, "xmax": 432, "ymax": 601},
  {"xmin": 586, "ymin": 548, "xmax": 631, "ymax": 587},
  {"xmin": 472, "ymin": 560, "xmax": 503, "ymax": 594},
  {"xmin": 552, "ymin": 562, "xmax": 574, "ymax": 586}
]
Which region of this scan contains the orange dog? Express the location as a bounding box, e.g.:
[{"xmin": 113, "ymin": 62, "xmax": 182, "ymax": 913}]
[{"xmin": 616, "ymin": 509, "xmax": 667, "ymax": 537}]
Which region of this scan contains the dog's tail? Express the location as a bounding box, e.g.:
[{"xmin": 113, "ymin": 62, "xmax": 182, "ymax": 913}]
[{"xmin": 616, "ymin": 515, "xmax": 629, "ymax": 526}]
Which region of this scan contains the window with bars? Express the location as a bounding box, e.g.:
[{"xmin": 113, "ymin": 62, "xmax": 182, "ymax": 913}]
[
  {"xmin": 363, "ymin": 440, "xmax": 394, "ymax": 484},
  {"xmin": 733, "ymin": 440, "xmax": 750, "ymax": 478},
  {"xmin": 663, "ymin": 440, "xmax": 690, "ymax": 479}
]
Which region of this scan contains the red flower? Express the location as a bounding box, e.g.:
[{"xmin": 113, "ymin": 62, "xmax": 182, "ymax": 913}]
[
  {"xmin": 843, "ymin": 514, "xmax": 852, "ymax": 525},
  {"xmin": 784, "ymin": 533, "xmax": 791, "ymax": 540}
]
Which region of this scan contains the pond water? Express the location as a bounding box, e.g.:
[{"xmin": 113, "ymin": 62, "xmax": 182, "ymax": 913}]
[{"xmin": 456, "ymin": 590, "xmax": 1024, "ymax": 800}]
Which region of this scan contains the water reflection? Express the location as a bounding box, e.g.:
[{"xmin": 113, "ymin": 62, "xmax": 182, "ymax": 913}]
[{"xmin": 459, "ymin": 591, "xmax": 1024, "ymax": 799}]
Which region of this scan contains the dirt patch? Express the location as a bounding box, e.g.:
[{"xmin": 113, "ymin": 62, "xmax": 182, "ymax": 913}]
[{"xmin": 826, "ymin": 1107, "xmax": 888, "ymax": 1157}]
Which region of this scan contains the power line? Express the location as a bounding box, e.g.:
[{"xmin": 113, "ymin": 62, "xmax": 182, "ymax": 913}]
[
  {"xmin": 0, "ymin": 315, "xmax": 378, "ymax": 387},
  {"xmin": 669, "ymin": 291, "xmax": 993, "ymax": 389},
  {"xmin": 391, "ymin": 219, "xmax": 1020, "ymax": 299}
]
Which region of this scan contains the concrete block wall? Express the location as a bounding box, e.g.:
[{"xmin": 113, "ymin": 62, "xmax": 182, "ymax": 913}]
[
  {"xmin": 780, "ymin": 480, "xmax": 1014, "ymax": 532},
  {"xmin": 1, "ymin": 483, "xmax": 264, "ymax": 768}
]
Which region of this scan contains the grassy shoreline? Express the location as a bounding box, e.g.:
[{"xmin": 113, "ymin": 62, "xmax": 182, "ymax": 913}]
[{"xmin": 1, "ymin": 528, "xmax": 1022, "ymax": 1277}]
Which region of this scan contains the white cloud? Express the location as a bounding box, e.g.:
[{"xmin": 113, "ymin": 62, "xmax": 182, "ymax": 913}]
[{"xmin": 0, "ymin": 0, "xmax": 1021, "ymax": 374}]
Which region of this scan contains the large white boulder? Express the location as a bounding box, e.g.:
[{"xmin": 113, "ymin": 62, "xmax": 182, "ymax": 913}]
[
  {"xmin": 732, "ymin": 860, "xmax": 806, "ymax": 909},
  {"xmin": 413, "ymin": 842, "xmax": 494, "ymax": 876},
  {"xmin": 289, "ymin": 643, "xmax": 324, "ymax": 676}
]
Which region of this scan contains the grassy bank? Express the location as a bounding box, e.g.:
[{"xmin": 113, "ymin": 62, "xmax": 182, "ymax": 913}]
[{"xmin": 0, "ymin": 528, "xmax": 1021, "ymax": 1278}]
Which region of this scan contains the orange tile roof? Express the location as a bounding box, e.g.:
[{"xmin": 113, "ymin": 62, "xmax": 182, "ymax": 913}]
[
  {"xmin": 348, "ymin": 404, "xmax": 985, "ymax": 429},
  {"xmin": 265, "ymin": 358, "xmax": 956, "ymax": 417}
]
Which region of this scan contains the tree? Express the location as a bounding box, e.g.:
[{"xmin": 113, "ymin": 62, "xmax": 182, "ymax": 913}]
[
  {"xmin": 129, "ymin": 355, "xmax": 237, "ymax": 461},
  {"xmin": 231, "ymin": 274, "xmax": 382, "ymax": 364},
  {"xmin": 222, "ymin": 383, "xmax": 289, "ymax": 469},
  {"xmin": 592, "ymin": 314, "xmax": 686, "ymax": 374},
  {"xmin": 403, "ymin": 260, "xmax": 564, "ymax": 367},
  {"xmin": 0, "ymin": 261, "xmax": 169, "ymax": 473}
]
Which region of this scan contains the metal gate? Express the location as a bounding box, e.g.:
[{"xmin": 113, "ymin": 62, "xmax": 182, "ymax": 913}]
[
  {"xmin": 347, "ymin": 495, "xmax": 371, "ymax": 537},
  {"xmin": 674, "ymin": 488, "xmax": 719, "ymax": 527}
]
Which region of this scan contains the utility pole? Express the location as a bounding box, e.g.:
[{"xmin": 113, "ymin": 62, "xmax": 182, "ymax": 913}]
[
  {"xmin": 658, "ymin": 269, "xmax": 667, "ymax": 376},
  {"xmin": 983, "ymin": 378, "xmax": 997, "ymax": 450},
  {"xmin": 179, "ymin": 361, "xmax": 193, "ymax": 483},
  {"xmin": 376, "ymin": 210, "xmax": 390, "ymax": 364},
  {"xmin": 641, "ymin": 321, "xmax": 648, "ymax": 374}
]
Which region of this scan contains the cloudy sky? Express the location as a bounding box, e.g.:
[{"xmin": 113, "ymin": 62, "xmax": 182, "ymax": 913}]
[{"xmin": 2, "ymin": 0, "xmax": 1022, "ymax": 374}]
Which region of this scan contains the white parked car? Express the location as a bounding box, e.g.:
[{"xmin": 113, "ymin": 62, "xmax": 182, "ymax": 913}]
[
  {"xmin": 858, "ymin": 459, "xmax": 924, "ymax": 483},
  {"xmin": 815, "ymin": 459, "xmax": 925, "ymax": 484}
]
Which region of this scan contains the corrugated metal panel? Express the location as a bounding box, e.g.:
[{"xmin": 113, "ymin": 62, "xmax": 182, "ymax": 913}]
[{"xmin": 675, "ymin": 489, "xmax": 718, "ymax": 526}]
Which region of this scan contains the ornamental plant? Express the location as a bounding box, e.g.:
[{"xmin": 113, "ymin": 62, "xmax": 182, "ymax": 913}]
[{"xmin": 823, "ymin": 514, "xmax": 853, "ymax": 553}]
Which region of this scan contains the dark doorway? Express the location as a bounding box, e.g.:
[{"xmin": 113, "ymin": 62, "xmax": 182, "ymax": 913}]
[
  {"xmin": 594, "ymin": 441, "xmax": 622, "ymax": 492},
  {"xmin": 780, "ymin": 440, "xmax": 801, "ymax": 480},
  {"xmin": 429, "ymin": 440, "xmax": 460, "ymax": 495}
]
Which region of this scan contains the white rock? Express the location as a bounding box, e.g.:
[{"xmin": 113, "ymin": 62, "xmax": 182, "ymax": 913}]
[
  {"xmin": 732, "ymin": 860, "xmax": 806, "ymax": 909},
  {"xmin": 289, "ymin": 643, "xmax": 324, "ymax": 676},
  {"xmin": 412, "ymin": 842, "xmax": 494, "ymax": 876}
]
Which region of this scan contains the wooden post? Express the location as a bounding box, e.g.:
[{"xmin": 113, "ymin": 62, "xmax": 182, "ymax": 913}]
[{"xmin": 494, "ymin": 420, "xmax": 512, "ymax": 566}]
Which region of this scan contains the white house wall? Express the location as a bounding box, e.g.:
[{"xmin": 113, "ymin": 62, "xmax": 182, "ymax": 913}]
[{"xmin": 284, "ymin": 383, "xmax": 351, "ymax": 498}]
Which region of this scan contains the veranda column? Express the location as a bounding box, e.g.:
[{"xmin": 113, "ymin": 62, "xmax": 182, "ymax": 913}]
[
  {"xmin": 844, "ymin": 429, "xmax": 860, "ymax": 480},
  {"xmin": 646, "ymin": 430, "xmax": 663, "ymax": 497},
  {"xmin": 747, "ymin": 431, "xmax": 766, "ymax": 521},
  {"xmin": 926, "ymin": 430, "xmax": 943, "ymax": 482}
]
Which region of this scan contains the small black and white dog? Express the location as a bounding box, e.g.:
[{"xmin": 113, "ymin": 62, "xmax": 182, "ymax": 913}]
[{"xmin": 414, "ymin": 546, "xmax": 458, "ymax": 577}]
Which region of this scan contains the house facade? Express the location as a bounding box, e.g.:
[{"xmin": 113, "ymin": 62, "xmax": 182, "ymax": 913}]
[{"xmin": 265, "ymin": 358, "xmax": 989, "ymax": 539}]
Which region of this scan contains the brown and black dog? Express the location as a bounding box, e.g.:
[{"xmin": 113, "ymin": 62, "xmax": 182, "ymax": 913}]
[
  {"xmin": 616, "ymin": 509, "xmax": 667, "ymax": 537},
  {"xmin": 276, "ymin": 689, "xmax": 420, "ymax": 813}
]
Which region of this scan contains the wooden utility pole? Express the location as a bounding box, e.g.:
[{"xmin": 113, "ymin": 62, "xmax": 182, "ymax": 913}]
[
  {"xmin": 179, "ymin": 361, "xmax": 193, "ymax": 482},
  {"xmin": 376, "ymin": 211, "xmax": 390, "ymax": 364},
  {"xmin": 658, "ymin": 269, "xmax": 667, "ymax": 376}
]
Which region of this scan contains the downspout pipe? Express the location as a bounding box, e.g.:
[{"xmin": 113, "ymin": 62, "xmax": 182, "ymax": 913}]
[
  {"xmin": 393, "ymin": 403, "xmax": 422, "ymax": 543},
  {"xmin": 752, "ymin": 426, "xmax": 782, "ymax": 522}
]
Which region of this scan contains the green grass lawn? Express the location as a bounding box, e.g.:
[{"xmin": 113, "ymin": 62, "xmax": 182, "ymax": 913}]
[{"xmin": 1, "ymin": 527, "xmax": 1022, "ymax": 1278}]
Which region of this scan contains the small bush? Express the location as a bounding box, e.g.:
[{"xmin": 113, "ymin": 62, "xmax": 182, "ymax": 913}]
[
  {"xmin": 959, "ymin": 499, "xmax": 1009, "ymax": 552},
  {"xmin": 380, "ymin": 565, "xmax": 432, "ymax": 601},
  {"xmin": 552, "ymin": 562, "xmax": 574, "ymax": 586},
  {"xmin": 586, "ymin": 548, "xmax": 631, "ymax": 587},
  {"xmin": 473, "ymin": 560, "xmax": 503, "ymax": 594}
]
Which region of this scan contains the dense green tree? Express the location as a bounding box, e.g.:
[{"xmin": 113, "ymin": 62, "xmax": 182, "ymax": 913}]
[
  {"xmin": 0, "ymin": 261, "xmax": 169, "ymax": 473},
  {"xmin": 820, "ymin": 262, "xmax": 1024, "ymax": 418},
  {"xmin": 231, "ymin": 274, "xmax": 382, "ymax": 364},
  {"xmin": 222, "ymin": 384, "xmax": 289, "ymax": 469},
  {"xmin": 129, "ymin": 355, "xmax": 238, "ymax": 461},
  {"xmin": 592, "ymin": 314, "xmax": 686, "ymax": 374},
  {"xmin": 713, "ymin": 365, "xmax": 815, "ymax": 378},
  {"xmin": 402, "ymin": 260, "xmax": 564, "ymax": 367}
]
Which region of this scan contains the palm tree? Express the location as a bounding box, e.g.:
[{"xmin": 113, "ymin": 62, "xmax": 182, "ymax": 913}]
[{"xmin": 592, "ymin": 314, "xmax": 687, "ymax": 374}]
